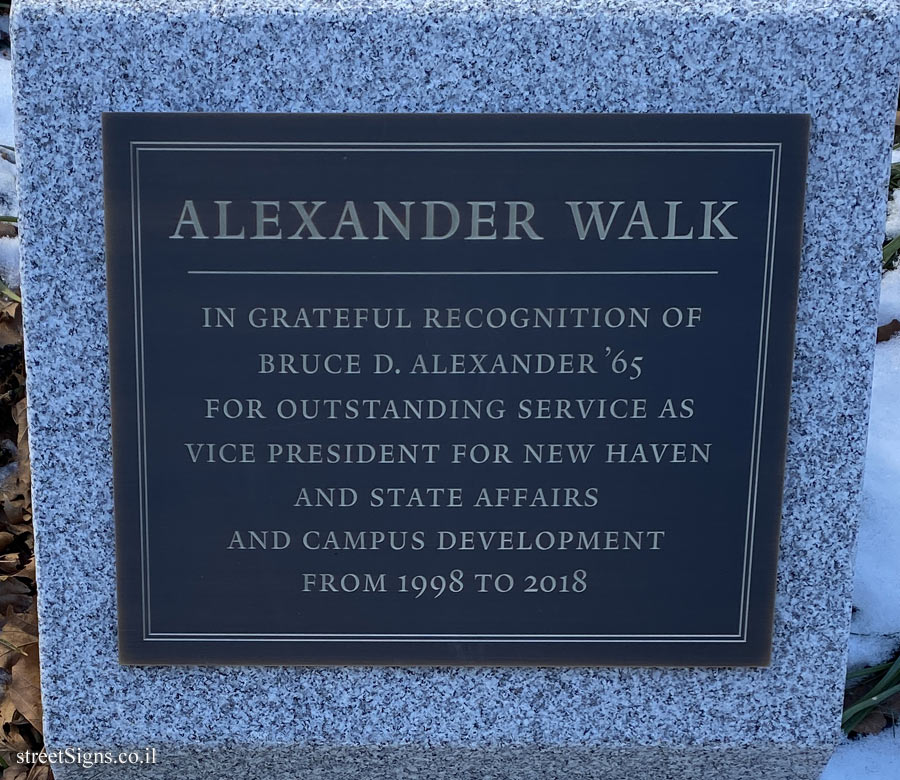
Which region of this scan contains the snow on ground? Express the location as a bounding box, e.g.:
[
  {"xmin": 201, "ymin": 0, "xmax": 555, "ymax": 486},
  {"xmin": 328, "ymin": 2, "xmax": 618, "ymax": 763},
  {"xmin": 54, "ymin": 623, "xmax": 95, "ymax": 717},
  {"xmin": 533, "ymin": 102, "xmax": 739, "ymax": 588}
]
[
  {"xmin": 0, "ymin": 56, "xmax": 13, "ymax": 147},
  {"xmin": 879, "ymin": 267, "xmax": 900, "ymax": 325},
  {"xmin": 0, "ymin": 234, "xmax": 18, "ymax": 290},
  {"xmin": 848, "ymin": 296, "xmax": 900, "ymax": 673},
  {"xmin": 0, "ymin": 55, "xmax": 18, "ymax": 290},
  {"xmin": 829, "ymin": 271, "xmax": 900, "ymax": 775},
  {"xmin": 0, "ymin": 155, "xmax": 16, "ymax": 212},
  {"xmin": 823, "ymin": 729, "xmax": 900, "ymax": 780},
  {"xmin": 885, "ymin": 189, "xmax": 900, "ymax": 239},
  {"xmin": 884, "ymin": 151, "xmax": 900, "ymax": 239}
]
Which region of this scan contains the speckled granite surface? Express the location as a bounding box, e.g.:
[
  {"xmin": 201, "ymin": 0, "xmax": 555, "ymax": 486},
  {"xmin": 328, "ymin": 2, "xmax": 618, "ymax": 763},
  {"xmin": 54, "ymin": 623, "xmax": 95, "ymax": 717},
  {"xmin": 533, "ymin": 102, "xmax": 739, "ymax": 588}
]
[{"xmin": 9, "ymin": 1, "xmax": 900, "ymax": 778}]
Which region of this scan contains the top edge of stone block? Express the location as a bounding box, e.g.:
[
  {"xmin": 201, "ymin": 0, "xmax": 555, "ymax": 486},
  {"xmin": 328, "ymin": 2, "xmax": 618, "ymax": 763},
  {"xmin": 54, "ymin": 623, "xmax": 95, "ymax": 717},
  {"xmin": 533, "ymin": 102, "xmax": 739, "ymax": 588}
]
[{"xmin": 10, "ymin": 0, "xmax": 900, "ymax": 17}]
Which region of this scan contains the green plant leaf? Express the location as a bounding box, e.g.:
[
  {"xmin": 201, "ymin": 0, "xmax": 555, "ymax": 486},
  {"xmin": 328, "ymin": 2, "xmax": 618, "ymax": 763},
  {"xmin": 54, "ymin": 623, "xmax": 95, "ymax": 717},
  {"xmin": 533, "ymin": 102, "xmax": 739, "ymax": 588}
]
[
  {"xmin": 0, "ymin": 284, "xmax": 20, "ymax": 304},
  {"xmin": 842, "ymin": 681, "xmax": 900, "ymax": 727},
  {"xmin": 863, "ymin": 653, "xmax": 900, "ymax": 699},
  {"xmin": 847, "ymin": 660, "xmax": 895, "ymax": 681},
  {"xmin": 883, "ymin": 234, "xmax": 900, "ymax": 269}
]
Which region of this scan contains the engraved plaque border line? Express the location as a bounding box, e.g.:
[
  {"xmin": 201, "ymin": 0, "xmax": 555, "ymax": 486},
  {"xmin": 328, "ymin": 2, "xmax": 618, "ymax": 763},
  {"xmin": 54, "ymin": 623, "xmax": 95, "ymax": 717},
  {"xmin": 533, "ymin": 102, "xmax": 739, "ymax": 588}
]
[{"xmin": 127, "ymin": 140, "xmax": 782, "ymax": 645}]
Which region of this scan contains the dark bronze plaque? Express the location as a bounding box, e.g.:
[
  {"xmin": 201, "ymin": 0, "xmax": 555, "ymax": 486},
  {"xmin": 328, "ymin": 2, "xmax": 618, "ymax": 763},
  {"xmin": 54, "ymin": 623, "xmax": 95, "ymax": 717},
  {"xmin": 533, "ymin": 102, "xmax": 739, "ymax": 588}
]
[{"xmin": 104, "ymin": 113, "xmax": 808, "ymax": 666}]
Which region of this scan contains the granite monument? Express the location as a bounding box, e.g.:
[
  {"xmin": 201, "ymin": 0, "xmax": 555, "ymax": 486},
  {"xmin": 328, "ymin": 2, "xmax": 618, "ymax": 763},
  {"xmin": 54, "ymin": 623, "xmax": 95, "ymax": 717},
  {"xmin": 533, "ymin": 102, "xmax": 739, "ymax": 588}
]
[{"xmin": 10, "ymin": 0, "xmax": 900, "ymax": 778}]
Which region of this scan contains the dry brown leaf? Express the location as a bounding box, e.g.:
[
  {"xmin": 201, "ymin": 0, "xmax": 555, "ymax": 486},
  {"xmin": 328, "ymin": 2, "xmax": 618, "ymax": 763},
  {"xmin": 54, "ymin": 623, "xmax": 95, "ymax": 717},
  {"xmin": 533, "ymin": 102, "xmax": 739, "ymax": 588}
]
[
  {"xmin": 0, "ymin": 723, "xmax": 31, "ymax": 754},
  {"xmin": 11, "ymin": 401, "xmax": 28, "ymax": 503},
  {"xmin": 879, "ymin": 691, "xmax": 900, "ymax": 713},
  {"xmin": 0, "ymin": 401, "xmax": 31, "ymax": 534},
  {"xmin": 0, "ymin": 324, "xmax": 18, "ymax": 351},
  {"xmin": 0, "ymin": 301, "xmax": 17, "ymax": 321},
  {"xmin": 12, "ymin": 560, "xmax": 33, "ymax": 584},
  {"xmin": 7, "ymin": 606, "xmax": 36, "ymax": 635},
  {"xmin": 0, "ymin": 555, "xmax": 21, "ymax": 576},
  {"xmin": 0, "ymin": 687, "xmax": 18, "ymax": 732},
  {"xmin": 0, "ymin": 580, "xmax": 30, "ymax": 614},
  {"xmin": 0, "ymin": 474, "xmax": 19, "ymax": 505},
  {"xmin": 0, "ymin": 301, "xmax": 21, "ymax": 351},
  {"xmin": 851, "ymin": 708, "xmax": 887, "ymax": 735},
  {"xmin": 2, "ymin": 763, "xmax": 29, "ymax": 780},
  {"xmin": 0, "ymin": 610, "xmax": 38, "ymax": 665},
  {"xmin": 0, "ymin": 534, "xmax": 14, "ymax": 554},
  {"xmin": 0, "ymin": 502, "xmax": 28, "ymax": 531},
  {"xmin": 0, "ymin": 605, "xmax": 38, "ymax": 668},
  {"xmin": 23, "ymin": 764, "xmax": 50, "ymax": 780},
  {"xmin": 876, "ymin": 318, "xmax": 900, "ymax": 343},
  {"xmin": 8, "ymin": 650, "xmax": 41, "ymax": 735}
]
